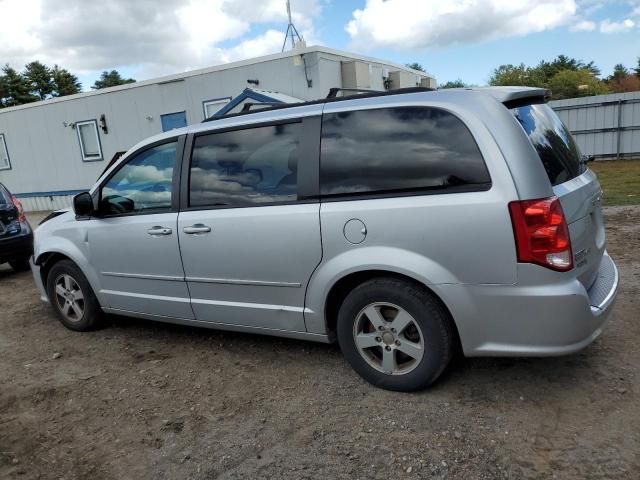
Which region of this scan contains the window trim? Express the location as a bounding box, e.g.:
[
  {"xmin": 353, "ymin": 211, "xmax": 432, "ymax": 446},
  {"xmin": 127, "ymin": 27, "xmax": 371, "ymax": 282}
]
[
  {"xmin": 75, "ymin": 119, "xmax": 103, "ymax": 162},
  {"xmin": 319, "ymin": 105, "xmax": 492, "ymax": 200},
  {"xmin": 94, "ymin": 135, "xmax": 185, "ymax": 219},
  {"xmin": 0, "ymin": 133, "xmax": 11, "ymax": 171},
  {"xmin": 179, "ymin": 117, "xmax": 320, "ymax": 212},
  {"xmin": 319, "ymin": 183, "xmax": 492, "ymax": 203},
  {"xmin": 202, "ymin": 97, "xmax": 231, "ymax": 120}
]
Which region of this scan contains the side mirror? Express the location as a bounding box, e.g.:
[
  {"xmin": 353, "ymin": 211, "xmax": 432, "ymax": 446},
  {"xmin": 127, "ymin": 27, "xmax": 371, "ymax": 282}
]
[{"xmin": 73, "ymin": 192, "xmax": 94, "ymax": 217}]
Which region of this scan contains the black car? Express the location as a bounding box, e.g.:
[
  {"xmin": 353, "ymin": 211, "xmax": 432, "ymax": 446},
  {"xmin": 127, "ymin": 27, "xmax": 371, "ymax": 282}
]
[{"xmin": 0, "ymin": 182, "xmax": 33, "ymax": 271}]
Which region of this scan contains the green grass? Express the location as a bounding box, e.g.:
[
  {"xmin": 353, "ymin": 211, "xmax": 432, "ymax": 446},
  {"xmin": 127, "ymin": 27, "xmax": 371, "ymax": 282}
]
[{"xmin": 590, "ymin": 159, "xmax": 640, "ymax": 206}]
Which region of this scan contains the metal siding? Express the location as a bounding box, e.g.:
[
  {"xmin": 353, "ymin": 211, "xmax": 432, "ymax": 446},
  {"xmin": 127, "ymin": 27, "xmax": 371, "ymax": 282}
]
[
  {"xmin": 20, "ymin": 194, "xmax": 74, "ymax": 212},
  {"xmin": 550, "ymin": 91, "xmax": 640, "ymax": 159}
]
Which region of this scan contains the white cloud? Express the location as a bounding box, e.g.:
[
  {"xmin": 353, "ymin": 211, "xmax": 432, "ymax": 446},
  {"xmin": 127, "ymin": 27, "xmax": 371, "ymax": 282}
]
[
  {"xmin": 214, "ymin": 30, "xmax": 289, "ymax": 65},
  {"xmin": 599, "ymin": 18, "xmax": 635, "ymax": 33},
  {"xmin": 0, "ymin": 0, "xmax": 321, "ymax": 80},
  {"xmin": 221, "ymin": 0, "xmax": 321, "ymax": 30},
  {"xmin": 345, "ymin": 0, "xmax": 578, "ymax": 50},
  {"xmin": 570, "ymin": 20, "xmax": 597, "ymax": 31}
]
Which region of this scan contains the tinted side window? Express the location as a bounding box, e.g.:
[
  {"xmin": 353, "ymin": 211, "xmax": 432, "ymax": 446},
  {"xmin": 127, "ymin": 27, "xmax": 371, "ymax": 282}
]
[
  {"xmin": 511, "ymin": 103, "xmax": 584, "ymax": 186},
  {"xmin": 100, "ymin": 141, "xmax": 177, "ymax": 215},
  {"xmin": 189, "ymin": 122, "xmax": 300, "ymax": 208},
  {"xmin": 320, "ymin": 107, "xmax": 490, "ymax": 197}
]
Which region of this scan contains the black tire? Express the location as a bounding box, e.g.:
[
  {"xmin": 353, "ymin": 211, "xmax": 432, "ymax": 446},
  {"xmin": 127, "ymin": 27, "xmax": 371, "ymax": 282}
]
[
  {"xmin": 46, "ymin": 259, "xmax": 104, "ymax": 331},
  {"xmin": 337, "ymin": 277, "xmax": 455, "ymax": 392},
  {"xmin": 9, "ymin": 258, "xmax": 31, "ymax": 272}
]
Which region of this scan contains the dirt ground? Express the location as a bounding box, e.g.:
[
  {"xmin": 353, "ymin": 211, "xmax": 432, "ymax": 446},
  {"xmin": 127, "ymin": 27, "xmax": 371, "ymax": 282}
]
[{"xmin": 1, "ymin": 207, "xmax": 638, "ymax": 480}]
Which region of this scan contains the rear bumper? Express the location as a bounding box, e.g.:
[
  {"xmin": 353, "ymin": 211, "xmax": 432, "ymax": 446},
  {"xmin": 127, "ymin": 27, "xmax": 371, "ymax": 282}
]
[
  {"xmin": 0, "ymin": 226, "xmax": 33, "ymax": 264},
  {"xmin": 438, "ymin": 251, "xmax": 619, "ymax": 357},
  {"xmin": 30, "ymin": 256, "xmax": 49, "ymax": 303}
]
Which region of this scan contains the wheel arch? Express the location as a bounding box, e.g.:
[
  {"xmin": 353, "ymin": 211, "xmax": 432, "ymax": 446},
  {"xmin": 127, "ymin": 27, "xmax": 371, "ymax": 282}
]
[
  {"xmin": 310, "ymin": 267, "xmax": 461, "ymax": 356},
  {"xmin": 35, "ymin": 246, "xmax": 103, "ymax": 306}
]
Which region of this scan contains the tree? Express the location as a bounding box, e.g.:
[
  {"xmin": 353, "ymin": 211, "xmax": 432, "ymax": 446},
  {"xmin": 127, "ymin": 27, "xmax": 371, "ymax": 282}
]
[
  {"xmin": 0, "ymin": 65, "xmax": 38, "ymax": 107},
  {"xmin": 546, "ymin": 69, "xmax": 610, "ymax": 99},
  {"xmin": 488, "ymin": 55, "xmax": 610, "ymax": 99},
  {"xmin": 439, "ymin": 79, "xmax": 470, "ymax": 89},
  {"xmin": 489, "ymin": 64, "xmax": 544, "ymax": 87},
  {"xmin": 24, "ymin": 61, "xmax": 53, "ymax": 100},
  {"xmin": 609, "ymin": 63, "xmax": 629, "ymax": 82},
  {"xmin": 0, "ymin": 75, "xmax": 7, "ymax": 108},
  {"xmin": 51, "ymin": 65, "xmax": 82, "ymax": 96},
  {"xmin": 406, "ymin": 62, "xmax": 425, "ymax": 72},
  {"xmin": 608, "ymin": 74, "xmax": 640, "ymax": 93},
  {"xmin": 635, "ymin": 58, "xmax": 640, "ymax": 78},
  {"xmin": 536, "ymin": 55, "xmax": 599, "ymax": 79},
  {"xmin": 92, "ymin": 70, "xmax": 135, "ymax": 89},
  {"xmin": 584, "ymin": 61, "xmax": 601, "ymax": 77}
]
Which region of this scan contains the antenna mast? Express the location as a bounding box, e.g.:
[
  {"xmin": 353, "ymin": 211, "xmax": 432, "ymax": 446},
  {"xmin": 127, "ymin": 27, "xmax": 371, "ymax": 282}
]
[{"xmin": 282, "ymin": 0, "xmax": 303, "ymax": 51}]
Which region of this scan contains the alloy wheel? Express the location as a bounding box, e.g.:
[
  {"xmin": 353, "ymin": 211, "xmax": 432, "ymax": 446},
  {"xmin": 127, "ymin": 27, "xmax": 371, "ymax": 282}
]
[
  {"xmin": 54, "ymin": 274, "xmax": 85, "ymax": 323},
  {"xmin": 352, "ymin": 302, "xmax": 425, "ymax": 375}
]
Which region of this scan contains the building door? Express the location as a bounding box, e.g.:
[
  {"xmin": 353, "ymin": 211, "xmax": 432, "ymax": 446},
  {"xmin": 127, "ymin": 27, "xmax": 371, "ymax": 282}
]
[{"xmin": 161, "ymin": 111, "xmax": 187, "ymax": 132}]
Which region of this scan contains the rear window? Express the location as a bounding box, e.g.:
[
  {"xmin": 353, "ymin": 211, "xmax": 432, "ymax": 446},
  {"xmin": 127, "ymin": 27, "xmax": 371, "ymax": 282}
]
[
  {"xmin": 320, "ymin": 106, "xmax": 491, "ymax": 197},
  {"xmin": 0, "ymin": 184, "xmax": 11, "ymax": 205},
  {"xmin": 511, "ymin": 103, "xmax": 584, "ymax": 186}
]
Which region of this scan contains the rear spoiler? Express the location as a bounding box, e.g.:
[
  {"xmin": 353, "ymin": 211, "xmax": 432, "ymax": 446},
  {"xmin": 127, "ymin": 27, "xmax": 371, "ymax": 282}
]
[{"xmin": 470, "ymin": 87, "xmax": 551, "ymax": 109}]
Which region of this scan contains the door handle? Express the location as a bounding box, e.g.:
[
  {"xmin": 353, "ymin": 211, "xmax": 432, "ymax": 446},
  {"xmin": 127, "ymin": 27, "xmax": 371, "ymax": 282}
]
[
  {"xmin": 183, "ymin": 224, "xmax": 211, "ymax": 235},
  {"xmin": 147, "ymin": 226, "xmax": 173, "ymax": 236}
]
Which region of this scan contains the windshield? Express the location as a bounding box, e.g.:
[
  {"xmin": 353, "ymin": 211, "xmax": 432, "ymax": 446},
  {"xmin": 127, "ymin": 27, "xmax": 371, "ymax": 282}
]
[{"xmin": 511, "ymin": 103, "xmax": 585, "ymax": 186}]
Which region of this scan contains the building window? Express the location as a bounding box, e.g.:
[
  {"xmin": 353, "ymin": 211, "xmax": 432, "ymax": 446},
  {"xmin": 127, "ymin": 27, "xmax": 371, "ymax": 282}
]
[
  {"xmin": 160, "ymin": 111, "xmax": 187, "ymax": 132},
  {"xmin": 202, "ymin": 97, "xmax": 231, "ymax": 119},
  {"xmin": 76, "ymin": 120, "xmax": 103, "ymax": 162},
  {"xmin": 0, "ymin": 134, "xmax": 10, "ymax": 170}
]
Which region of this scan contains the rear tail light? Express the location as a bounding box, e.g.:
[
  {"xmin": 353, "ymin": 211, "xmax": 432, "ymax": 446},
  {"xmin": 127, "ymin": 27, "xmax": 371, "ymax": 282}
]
[
  {"xmin": 508, "ymin": 196, "xmax": 573, "ymax": 272},
  {"xmin": 12, "ymin": 196, "xmax": 26, "ymax": 223}
]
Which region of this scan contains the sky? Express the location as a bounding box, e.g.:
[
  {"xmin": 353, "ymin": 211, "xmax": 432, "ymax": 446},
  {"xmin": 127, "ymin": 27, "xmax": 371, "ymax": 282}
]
[{"xmin": 1, "ymin": 0, "xmax": 639, "ymax": 90}]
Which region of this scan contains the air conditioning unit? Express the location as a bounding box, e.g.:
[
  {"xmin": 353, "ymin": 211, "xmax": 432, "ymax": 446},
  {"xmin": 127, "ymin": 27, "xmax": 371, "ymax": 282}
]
[
  {"xmin": 341, "ymin": 61, "xmax": 371, "ymax": 89},
  {"xmin": 388, "ymin": 71, "xmax": 416, "ymax": 90},
  {"xmin": 420, "ymin": 77, "xmax": 437, "ymax": 89}
]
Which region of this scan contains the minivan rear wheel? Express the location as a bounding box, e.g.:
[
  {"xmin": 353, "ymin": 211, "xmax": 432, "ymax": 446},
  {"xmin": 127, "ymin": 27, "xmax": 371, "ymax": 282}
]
[
  {"xmin": 337, "ymin": 277, "xmax": 454, "ymax": 391},
  {"xmin": 46, "ymin": 260, "xmax": 103, "ymax": 331}
]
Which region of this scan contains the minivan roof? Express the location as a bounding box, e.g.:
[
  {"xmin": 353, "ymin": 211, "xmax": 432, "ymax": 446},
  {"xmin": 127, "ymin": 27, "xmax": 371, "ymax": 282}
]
[
  {"xmin": 204, "ymin": 85, "xmax": 550, "ymax": 122},
  {"xmin": 131, "ymin": 86, "xmax": 550, "ymax": 154}
]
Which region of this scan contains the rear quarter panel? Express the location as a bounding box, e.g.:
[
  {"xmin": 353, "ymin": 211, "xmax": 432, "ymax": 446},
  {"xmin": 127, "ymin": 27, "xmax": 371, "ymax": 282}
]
[{"xmin": 305, "ymin": 93, "xmax": 523, "ymax": 334}]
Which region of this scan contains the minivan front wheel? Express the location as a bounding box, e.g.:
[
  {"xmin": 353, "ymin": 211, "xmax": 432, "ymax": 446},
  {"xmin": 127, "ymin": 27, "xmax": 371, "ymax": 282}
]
[
  {"xmin": 337, "ymin": 278, "xmax": 454, "ymax": 391},
  {"xmin": 46, "ymin": 260, "xmax": 103, "ymax": 331}
]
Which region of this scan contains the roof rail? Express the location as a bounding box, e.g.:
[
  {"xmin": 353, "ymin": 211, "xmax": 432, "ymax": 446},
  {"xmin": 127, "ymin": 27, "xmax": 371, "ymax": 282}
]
[
  {"xmin": 203, "ymin": 86, "xmax": 436, "ymax": 123},
  {"xmin": 326, "ymin": 87, "xmax": 383, "ymax": 98},
  {"xmin": 240, "ymin": 102, "xmax": 291, "ymax": 113}
]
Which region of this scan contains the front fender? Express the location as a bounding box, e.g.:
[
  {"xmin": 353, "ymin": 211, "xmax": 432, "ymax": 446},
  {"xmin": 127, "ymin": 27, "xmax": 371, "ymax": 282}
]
[
  {"xmin": 35, "ymin": 236, "xmax": 105, "ymax": 308},
  {"xmin": 304, "ymin": 246, "xmax": 459, "ymax": 334}
]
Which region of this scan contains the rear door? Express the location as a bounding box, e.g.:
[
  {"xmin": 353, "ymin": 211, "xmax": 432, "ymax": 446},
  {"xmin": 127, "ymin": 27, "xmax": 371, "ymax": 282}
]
[
  {"xmin": 511, "ymin": 103, "xmax": 604, "ymax": 288},
  {"xmin": 177, "ymin": 112, "xmax": 322, "ymax": 332}
]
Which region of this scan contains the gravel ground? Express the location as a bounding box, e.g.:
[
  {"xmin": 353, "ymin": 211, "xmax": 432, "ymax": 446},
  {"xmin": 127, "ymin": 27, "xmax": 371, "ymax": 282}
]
[{"xmin": 0, "ymin": 207, "xmax": 638, "ymax": 479}]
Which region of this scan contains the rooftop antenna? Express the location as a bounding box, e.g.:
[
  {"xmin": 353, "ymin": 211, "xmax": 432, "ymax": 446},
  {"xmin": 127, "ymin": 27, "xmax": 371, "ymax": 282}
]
[{"xmin": 282, "ymin": 0, "xmax": 303, "ymax": 52}]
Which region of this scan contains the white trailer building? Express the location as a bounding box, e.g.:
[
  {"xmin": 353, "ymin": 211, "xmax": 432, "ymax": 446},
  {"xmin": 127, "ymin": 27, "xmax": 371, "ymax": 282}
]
[{"xmin": 0, "ymin": 46, "xmax": 435, "ymax": 211}]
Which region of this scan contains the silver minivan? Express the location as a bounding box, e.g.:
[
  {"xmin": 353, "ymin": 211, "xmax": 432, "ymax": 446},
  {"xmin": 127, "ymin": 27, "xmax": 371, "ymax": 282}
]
[{"xmin": 31, "ymin": 86, "xmax": 619, "ymax": 391}]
